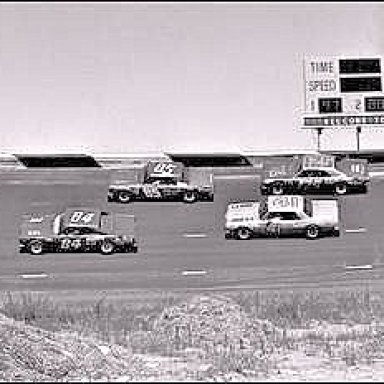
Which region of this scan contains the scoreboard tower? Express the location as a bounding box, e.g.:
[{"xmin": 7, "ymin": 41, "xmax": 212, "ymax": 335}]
[{"xmin": 302, "ymin": 56, "xmax": 384, "ymax": 150}]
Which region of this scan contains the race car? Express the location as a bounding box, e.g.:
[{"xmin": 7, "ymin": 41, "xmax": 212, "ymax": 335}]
[
  {"xmin": 261, "ymin": 166, "xmax": 370, "ymax": 196},
  {"xmin": 108, "ymin": 178, "xmax": 213, "ymax": 204},
  {"xmin": 224, "ymin": 195, "xmax": 340, "ymax": 240},
  {"xmin": 107, "ymin": 161, "xmax": 213, "ymax": 204},
  {"xmin": 19, "ymin": 207, "xmax": 138, "ymax": 255}
]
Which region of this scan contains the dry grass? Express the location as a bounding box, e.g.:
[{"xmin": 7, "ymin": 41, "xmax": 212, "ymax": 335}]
[{"xmin": 1, "ymin": 287, "xmax": 384, "ymax": 380}]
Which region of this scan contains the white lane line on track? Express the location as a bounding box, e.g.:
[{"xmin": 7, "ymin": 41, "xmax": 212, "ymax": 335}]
[
  {"xmin": 345, "ymin": 264, "xmax": 373, "ymax": 271},
  {"xmin": 183, "ymin": 233, "xmax": 207, "ymax": 238},
  {"xmin": 345, "ymin": 228, "xmax": 367, "ymax": 233},
  {"xmin": 20, "ymin": 273, "xmax": 49, "ymax": 279},
  {"xmin": 181, "ymin": 270, "xmax": 208, "ymax": 276},
  {"xmin": 369, "ymin": 171, "xmax": 384, "ymax": 178}
]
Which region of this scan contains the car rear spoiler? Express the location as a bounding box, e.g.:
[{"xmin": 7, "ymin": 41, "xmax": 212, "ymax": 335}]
[{"xmin": 311, "ymin": 199, "xmax": 339, "ymax": 224}]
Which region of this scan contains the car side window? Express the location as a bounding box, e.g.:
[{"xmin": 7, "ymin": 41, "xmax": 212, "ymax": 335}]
[
  {"xmin": 82, "ymin": 227, "xmax": 101, "ymax": 235},
  {"xmin": 320, "ymin": 170, "xmax": 331, "ymax": 177},
  {"xmin": 266, "ymin": 212, "xmax": 281, "ymax": 220},
  {"xmin": 280, "ymin": 212, "xmax": 299, "ymax": 220},
  {"xmin": 297, "ymin": 170, "xmax": 308, "ymax": 178},
  {"xmin": 62, "ymin": 227, "xmax": 81, "ymax": 235},
  {"xmin": 309, "ymin": 170, "xmax": 319, "ymax": 177}
]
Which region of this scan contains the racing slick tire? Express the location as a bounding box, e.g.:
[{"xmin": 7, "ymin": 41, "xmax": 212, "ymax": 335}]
[
  {"xmin": 271, "ymin": 183, "xmax": 284, "ymax": 195},
  {"xmin": 117, "ymin": 191, "xmax": 132, "ymax": 204},
  {"xmin": 29, "ymin": 240, "xmax": 44, "ymax": 255},
  {"xmin": 306, "ymin": 225, "xmax": 320, "ymax": 240},
  {"xmin": 334, "ymin": 183, "xmax": 347, "ymax": 195},
  {"xmin": 236, "ymin": 227, "xmax": 252, "ymax": 240},
  {"xmin": 100, "ymin": 240, "xmax": 115, "ymax": 255},
  {"xmin": 183, "ymin": 191, "xmax": 197, "ymax": 204}
]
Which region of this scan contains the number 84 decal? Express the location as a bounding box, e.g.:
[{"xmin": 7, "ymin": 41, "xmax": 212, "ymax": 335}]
[
  {"xmin": 70, "ymin": 211, "xmax": 95, "ymax": 224},
  {"xmin": 61, "ymin": 238, "xmax": 82, "ymax": 250}
]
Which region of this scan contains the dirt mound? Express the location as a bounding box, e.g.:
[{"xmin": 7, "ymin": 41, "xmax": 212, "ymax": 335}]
[
  {"xmin": 0, "ymin": 313, "xmax": 144, "ymax": 382},
  {"xmin": 153, "ymin": 294, "xmax": 278, "ymax": 354}
]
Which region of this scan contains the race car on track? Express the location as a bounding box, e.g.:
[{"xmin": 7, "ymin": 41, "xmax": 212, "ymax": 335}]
[
  {"xmin": 224, "ymin": 195, "xmax": 340, "ymax": 240},
  {"xmin": 261, "ymin": 166, "xmax": 370, "ymax": 196},
  {"xmin": 108, "ymin": 161, "xmax": 213, "ymax": 204},
  {"xmin": 19, "ymin": 207, "xmax": 138, "ymax": 255}
]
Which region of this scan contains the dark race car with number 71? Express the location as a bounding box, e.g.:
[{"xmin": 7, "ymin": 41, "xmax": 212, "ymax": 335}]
[
  {"xmin": 19, "ymin": 207, "xmax": 138, "ymax": 255},
  {"xmin": 261, "ymin": 167, "xmax": 370, "ymax": 196}
]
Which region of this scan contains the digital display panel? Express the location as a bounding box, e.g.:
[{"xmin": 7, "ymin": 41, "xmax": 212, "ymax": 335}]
[
  {"xmin": 339, "ymin": 59, "xmax": 381, "ymax": 74},
  {"xmin": 365, "ymin": 97, "xmax": 384, "ymax": 112},
  {"xmin": 340, "ymin": 77, "xmax": 382, "ymax": 93},
  {"xmin": 318, "ymin": 98, "xmax": 342, "ymax": 113}
]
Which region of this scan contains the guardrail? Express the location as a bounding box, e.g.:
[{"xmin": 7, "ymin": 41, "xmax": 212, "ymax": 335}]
[{"xmin": 1, "ymin": 151, "xmax": 384, "ymax": 171}]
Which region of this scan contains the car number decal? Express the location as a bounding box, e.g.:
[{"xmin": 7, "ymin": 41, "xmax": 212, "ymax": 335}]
[
  {"xmin": 142, "ymin": 184, "xmax": 162, "ymax": 198},
  {"xmin": 350, "ymin": 163, "xmax": 365, "ymax": 175},
  {"xmin": 60, "ymin": 238, "xmax": 83, "ymax": 250},
  {"xmin": 152, "ymin": 163, "xmax": 177, "ymax": 176},
  {"xmin": 70, "ymin": 211, "xmax": 96, "ymax": 225}
]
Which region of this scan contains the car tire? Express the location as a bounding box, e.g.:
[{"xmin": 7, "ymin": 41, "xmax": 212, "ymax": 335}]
[
  {"xmin": 29, "ymin": 240, "xmax": 44, "ymax": 255},
  {"xmin": 306, "ymin": 225, "xmax": 319, "ymax": 240},
  {"xmin": 271, "ymin": 183, "xmax": 284, "ymax": 195},
  {"xmin": 236, "ymin": 227, "xmax": 251, "ymax": 240},
  {"xmin": 118, "ymin": 191, "xmax": 132, "ymax": 204},
  {"xmin": 183, "ymin": 191, "xmax": 197, "ymax": 203},
  {"xmin": 335, "ymin": 183, "xmax": 347, "ymax": 195},
  {"xmin": 100, "ymin": 240, "xmax": 115, "ymax": 255}
]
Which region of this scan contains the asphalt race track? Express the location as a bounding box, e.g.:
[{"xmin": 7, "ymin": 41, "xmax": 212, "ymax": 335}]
[{"xmin": 1, "ymin": 170, "xmax": 384, "ymax": 294}]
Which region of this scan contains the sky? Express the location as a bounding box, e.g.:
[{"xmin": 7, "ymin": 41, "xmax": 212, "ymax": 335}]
[{"xmin": 1, "ymin": 1, "xmax": 384, "ymax": 154}]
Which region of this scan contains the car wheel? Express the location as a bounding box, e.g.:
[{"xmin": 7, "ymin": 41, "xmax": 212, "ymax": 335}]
[
  {"xmin": 100, "ymin": 240, "xmax": 115, "ymax": 255},
  {"xmin": 29, "ymin": 240, "xmax": 44, "ymax": 255},
  {"xmin": 183, "ymin": 191, "xmax": 197, "ymax": 203},
  {"xmin": 271, "ymin": 183, "xmax": 284, "ymax": 195},
  {"xmin": 118, "ymin": 191, "xmax": 132, "ymax": 204},
  {"xmin": 306, "ymin": 225, "xmax": 319, "ymax": 240},
  {"xmin": 236, "ymin": 227, "xmax": 251, "ymax": 240},
  {"xmin": 335, "ymin": 183, "xmax": 347, "ymax": 195}
]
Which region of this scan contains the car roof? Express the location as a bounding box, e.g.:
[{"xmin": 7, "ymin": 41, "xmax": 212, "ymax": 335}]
[{"xmin": 61, "ymin": 208, "xmax": 105, "ymax": 229}]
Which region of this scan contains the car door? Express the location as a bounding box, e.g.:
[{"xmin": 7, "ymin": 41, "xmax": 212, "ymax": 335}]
[
  {"xmin": 156, "ymin": 179, "xmax": 178, "ymax": 198},
  {"xmin": 142, "ymin": 182, "xmax": 162, "ymax": 199},
  {"xmin": 317, "ymin": 169, "xmax": 336, "ymax": 191},
  {"xmin": 298, "ymin": 170, "xmax": 323, "ymax": 192},
  {"xmin": 277, "ymin": 212, "xmax": 304, "ymax": 236},
  {"xmin": 296, "ymin": 169, "xmax": 313, "ymax": 191},
  {"xmin": 58, "ymin": 227, "xmax": 83, "ymax": 251}
]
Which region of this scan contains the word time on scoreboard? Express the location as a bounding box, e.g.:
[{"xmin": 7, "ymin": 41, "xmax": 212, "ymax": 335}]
[{"xmin": 303, "ymin": 56, "xmax": 384, "ymax": 128}]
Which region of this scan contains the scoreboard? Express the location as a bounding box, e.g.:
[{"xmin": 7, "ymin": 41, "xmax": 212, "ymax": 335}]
[{"xmin": 303, "ymin": 56, "xmax": 384, "ymax": 127}]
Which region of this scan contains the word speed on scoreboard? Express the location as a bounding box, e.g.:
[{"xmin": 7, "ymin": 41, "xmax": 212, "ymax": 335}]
[{"xmin": 303, "ymin": 56, "xmax": 384, "ymax": 127}]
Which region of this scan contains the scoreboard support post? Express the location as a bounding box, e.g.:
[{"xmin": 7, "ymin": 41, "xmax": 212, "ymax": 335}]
[
  {"xmin": 356, "ymin": 126, "xmax": 361, "ymax": 152},
  {"xmin": 316, "ymin": 128, "xmax": 323, "ymax": 151}
]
